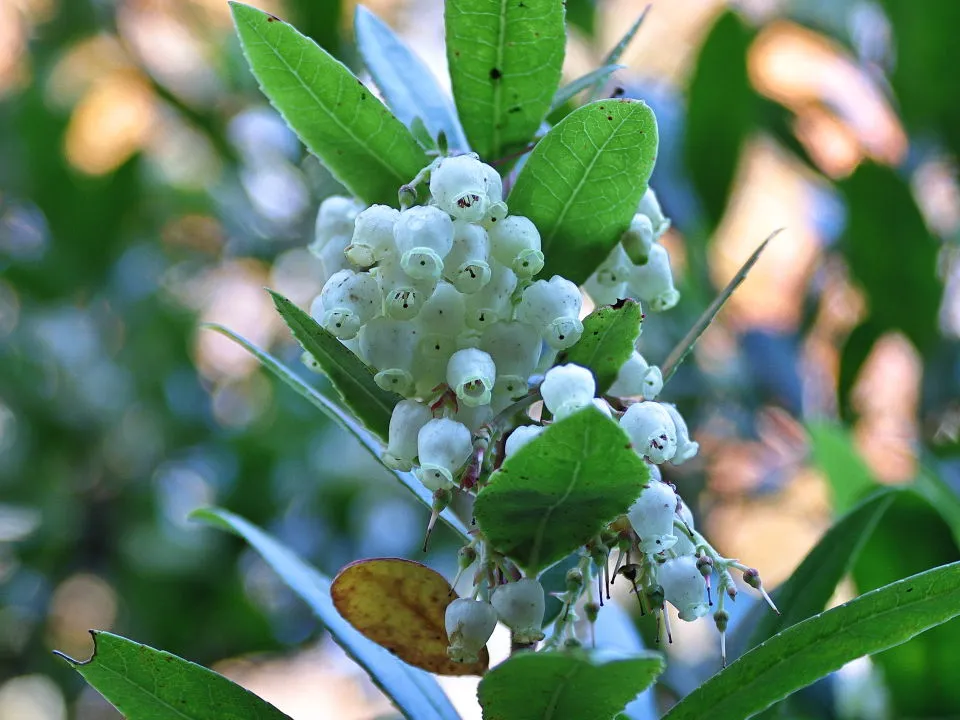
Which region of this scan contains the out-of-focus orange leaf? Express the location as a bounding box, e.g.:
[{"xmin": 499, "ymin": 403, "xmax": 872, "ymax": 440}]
[{"xmin": 331, "ymin": 558, "xmax": 488, "ymax": 676}]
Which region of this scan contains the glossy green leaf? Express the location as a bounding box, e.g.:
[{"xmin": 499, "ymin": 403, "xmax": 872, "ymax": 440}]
[
  {"xmin": 474, "ymin": 407, "xmax": 649, "ymax": 574},
  {"xmin": 663, "ymin": 560, "xmax": 960, "ymax": 720},
  {"xmin": 445, "ymin": 0, "xmax": 565, "ymax": 161},
  {"xmin": 550, "ymin": 65, "xmax": 625, "ymax": 114},
  {"xmin": 564, "ymin": 299, "xmax": 642, "ymax": 393},
  {"xmin": 852, "ymin": 491, "xmax": 960, "ymax": 716},
  {"xmin": 508, "ymin": 100, "xmax": 658, "ymax": 285},
  {"xmin": 354, "ymin": 6, "xmax": 468, "ymax": 151},
  {"xmin": 478, "ymin": 649, "xmax": 664, "ymax": 720},
  {"xmin": 192, "ymin": 508, "xmax": 462, "ymax": 720},
  {"xmin": 230, "ymin": 2, "xmax": 428, "ymax": 206},
  {"xmin": 269, "ymin": 290, "xmax": 401, "ymax": 443},
  {"xmin": 57, "ymin": 631, "xmax": 291, "ymax": 720},
  {"xmin": 683, "ymin": 11, "xmax": 756, "ymax": 227},
  {"xmin": 806, "ymin": 420, "xmax": 878, "ymax": 514},
  {"xmin": 202, "ymin": 324, "xmax": 470, "ymax": 540},
  {"xmin": 746, "ymin": 488, "xmax": 898, "ymax": 650}
]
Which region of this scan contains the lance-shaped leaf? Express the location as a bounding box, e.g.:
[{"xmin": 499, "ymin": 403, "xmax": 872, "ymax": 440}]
[
  {"xmin": 478, "ymin": 649, "xmax": 664, "ymax": 720},
  {"xmin": 806, "ymin": 420, "xmax": 878, "ymax": 514},
  {"xmin": 550, "ymin": 64, "xmax": 625, "ymax": 114},
  {"xmin": 269, "ymin": 290, "xmax": 401, "ymax": 443},
  {"xmin": 354, "ymin": 6, "xmax": 468, "ymax": 151},
  {"xmin": 192, "ymin": 509, "xmax": 462, "ymax": 720},
  {"xmin": 474, "ymin": 407, "xmax": 649, "ymax": 575},
  {"xmin": 508, "ymin": 100, "xmax": 658, "ymax": 285},
  {"xmin": 332, "ymin": 558, "xmax": 487, "ymax": 676},
  {"xmin": 445, "ymin": 0, "xmax": 565, "ymax": 161},
  {"xmin": 563, "ymin": 299, "xmax": 642, "ymax": 393},
  {"xmin": 585, "ymin": 5, "xmax": 650, "ymax": 101},
  {"xmin": 662, "ymin": 561, "xmax": 960, "ymax": 720},
  {"xmin": 57, "ymin": 631, "xmax": 292, "ymax": 720},
  {"xmin": 230, "ymin": 2, "xmax": 428, "ymax": 206}
]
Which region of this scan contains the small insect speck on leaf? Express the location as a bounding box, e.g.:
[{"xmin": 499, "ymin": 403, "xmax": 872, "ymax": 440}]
[{"xmin": 489, "ymin": 67, "xmax": 502, "ymax": 80}]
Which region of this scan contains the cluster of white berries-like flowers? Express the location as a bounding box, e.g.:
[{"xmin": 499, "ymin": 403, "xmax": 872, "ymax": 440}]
[{"xmin": 307, "ymin": 154, "xmax": 773, "ymax": 667}]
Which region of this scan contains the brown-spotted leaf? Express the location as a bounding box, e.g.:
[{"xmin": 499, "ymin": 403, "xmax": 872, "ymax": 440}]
[{"xmin": 331, "ymin": 558, "xmax": 488, "ymax": 676}]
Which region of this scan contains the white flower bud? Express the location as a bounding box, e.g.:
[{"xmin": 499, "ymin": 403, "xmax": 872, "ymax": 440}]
[
  {"xmin": 314, "ymin": 195, "xmax": 364, "ymax": 244},
  {"xmin": 416, "ymin": 282, "xmax": 466, "ymax": 337},
  {"xmin": 627, "ymin": 480, "xmax": 679, "ymax": 554},
  {"xmin": 447, "ymin": 403, "xmax": 493, "ymax": 433},
  {"xmin": 659, "ymin": 555, "xmax": 709, "ymax": 621},
  {"xmin": 619, "ymin": 401, "xmax": 678, "ymax": 464},
  {"xmin": 430, "ymin": 154, "xmax": 489, "ymax": 222},
  {"xmin": 445, "ymin": 221, "xmax": 492, "ymax": 294},
  {"xmin": 417, "ymin": 418, "xmax": 472, "ymax": 490},
  {"xmin": 516, "ymin": 276, "xmax": 584, "ymax": 349},
  {"xmin": 447, "ymin": 348, "xmax": 496, "ymax": 407},
  {"xmin": 504, "ymin": 424, "xmax": 544, "ymax": 458},
  {"xmin": 377, "ymin": 260, "xmax": 437, "ymax": 320},
  {"xmin": 608, "ymin": 352, "xmax": 663, "ymax": 399},
  {"xmin": 312, "ymin": 233, "xmax": 351, "ymax": 284},
  {"xmin": 482, "ymin": 200, "xmax": 509, "ymax": 229},
  {"xmin": 637, "ymin": 187, "xmax": 670, "ymax": 238},
  {"xmin": 491, "ymin": 579, "xmax": 545, "ymax": 643},
  {"xmin": 479, "ymin": 321, "xmax": 542, "ymax": 400},
  {"xmin": 595, "ymin": 243, "xmax": 632, "ymax": 287},
  {"xmin": 445, "ymin": 598, "xmax": 497, "ymax": 663},
  {"xmin": 620, "ymin": 212, "xmax": 655, "ymax": 265},
  {"xmin": 347, "ymin": 204, "xmax": 399, "ymax": 267},
  {"xmin": 583, "ymin": 274, "xmax": 628, "ymax": 307},
  {"xmin": 314, "ymin": 269, "xmax": 380, "ymax": 339},
  {"xmin": 482, "ymin": 163, "xmax": 503, "ymax": 205},
  {"xmin": 540, "ymin": 364, "xmax": 596, "ymax": 421},
  {"xmin": 394, "ymin": 205, "xmax": 455, "ymax": 280},
  {"xmin": 661, "ymin": 403, "xmax": 699, "ymax": 464},
  {"xmin": 627, "ymin": 243, "xmax": 679, "ymax": 312},
  {"xmin": 488, "ymin": 215, "xmax": 544, "ymax": 278},
  {"xmin": 591, "ymin": 397, "xmax": 613, "ymax": 417},
  {"xmin": 358, "ymin": 316, "xmax": 419, "ymax": 396},
  {"xmin": 384, "ymin": 399, "xmax": 433, "ymax": 470},
  {"xmin": 464, "ymin": 263, "xmax": 518, "ymax": 331}
]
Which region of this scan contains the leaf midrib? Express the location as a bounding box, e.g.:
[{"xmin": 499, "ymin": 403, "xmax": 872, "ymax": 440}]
[{"xmin": 491, "ymin": 0, "xmax": 508, "ymax": 157}]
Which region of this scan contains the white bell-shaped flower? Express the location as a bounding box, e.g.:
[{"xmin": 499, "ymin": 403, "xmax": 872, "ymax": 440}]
[
  {"xmin": 445, "ymin": 221, "xmax": 492, "ymax": 294},
  {"xmin": 447, "ymin": 348, "xmax": 496, "ymax": 407},
  {"xmin": 620, "ymin": 212, "xmax": 655, "ymax": 266},
  {"xmin": 313, "ymin": 233, "xmax": 351, "ymax": 284},
  {"xmin": 540, "ymin": 364, "xmax": 596, "ymax": 421},
  {"xmin": 608, "ymin": 352, "xmax": 663, "ymax": 399},
  {"xmin": 482, "ymin": 163, "xmax": 503, "ymax": 205},
  {"xmin": 447, "ymin": 403, "xmax": 494, "ymax": 433},
  {"xmin": 479, "ymin": 321, "xmax": 542, "ymax": 401},
  {"xmin": 673, "ymin": 499, "xmax": 697, "ymax": 555},
  {"xmin": 504, "ymin": 424, "xmax": 545, "ymax": 458},
  {"xmin": 491, "ymin": 578, "xmax": 545, "ymax": 643},
  {"xmin": 627, "ymin": 480, "xmax": 679, "ymax": 554},
  {"xmin": 591, "ymin": 398, "xmax": 613, "ymax": 417},
  {"xmin": 637, "ymin": 187, "xmax": 670, "ymax": 238},
  {"xmin": 445, "ymin": 598, "xmax": 498, "ymax": 663},
  {"xmin": 464, "ymin": 263, "xmax": 518, "ymax": 331},
  {"xmin": 489, "ymin": 215, "xmax": 545, "ymax": 278},
  {"xmin": 516, "ymin": 275, "xmax": 584, "ymax": 350},
  {"xmin": 384, "ymin": 399, "xmax": 433, "ymax": 470},
  {"xmin": 583, "ymin": 273, "xmax": 628, "ymax": 307},
  {"xmin": 430, "ymin": 154, "xmax": 489, "ymax": 222},
  {"xmin": 659, "ymin": 555, "xmax": 709, "ymax": 621},
  {"xmin": 482, "ymin": 200, "xmax": 509, "ymax": 228},
  {"xmin": 314, "ymin": 269, "xmax": 380, "ymax": 339},
  {"xmin": 416, "ymin": 281, "xmax": 466, "ymax": 337},
  {"xmin": 620, "ymin": 401, "xmax": 678, "ymax": 464},
  {"xmin": 314, "ymin": 195, "xmax": 364, "ymax": 245},
  {"xmin": 627, "ymin": 243, "xmax": 679, "ymax": 312},
  {"xmin": 595, "ymin": 243, "xmax": 632, "ymax": 286},
  {"xmin": 661, "ymin": 403, "xmax": 699, "ymax": 464},
  {"xmin": 358, "ymin": 316, "xmax": 419, "ymax": 396},
  {"xmin": 377, "ymin": 260, "xmax": 438, "ymax": 321},
  {"xmin": 416, "ymin": 417, "xmax": 473, "ymax": 490},
  {"xmin": 346, "ymin": 204, "xmax": 399, "ymax": 267},
  {"xmin": 394, "ymin": 205, "xmax": 455, "ymax": 280}
]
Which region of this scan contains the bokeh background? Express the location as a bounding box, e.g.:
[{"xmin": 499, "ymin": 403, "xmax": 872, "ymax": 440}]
[{"xmin": 2, "ymin": 0, "xmax": 959, "ymax": 718}]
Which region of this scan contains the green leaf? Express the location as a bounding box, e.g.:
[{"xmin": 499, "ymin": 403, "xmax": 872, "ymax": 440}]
[
  {"xmin": 585, "ymin": 5, "xmax": 650, "ymax": 101},
  {"xmin": 564, "ymin": 299, "xmax": 642, "ymax": 393},
  {"xmin": 660, "ymin": 230, "xmax": 779, "ymax": 384},
  {"xmin": 202, "ymin": 324, "xmax": 470, "ymax": 540},
  {"xmin": 192, "ymin": 508, "xmax": 462, "ymax": 720},
  {"xmin": 354, "ymin": 6, "xmax": 468, "ymax": 151},
  {"xmin": 57, "ymin": 631, "xmax": 291, "ymax": 720},
  {"xmin": 508, "ymin": 100, "xmax": 658, "ymax": 285},
  {"xmin": 477, "ymin": 649, "xmax": 664, "ymax": 720},
  {"xmin": 806, "ymin": 420, "xmax": 879, "ymax": 514},
  {"xmin": 445, "ymin": 0, "xmax": 565, "ymax": 161},
  {"xmin": 550, "ymin": 65, "xmax": 625, "ymax": 114},
  {"xmin": 662, "ymin": 560, "xmax": 960, "ymax": 720},
  {"xmin": 745, "ymin": 488, "xmax": 898, "ymax": 651},
  {"xmin": 230, "ymin": 2, "xmax": 428, "ymax": 206},
  {"xmin": 474, "ymin": 407, "xmax": 649, "ymax": 575},
  {"xmin": 269, "ymin": 290, "xmax": 401, "ymax": 443},
  {"xmin": 683, "ymin": 11, "xmax": 756, "ymax": 227}
]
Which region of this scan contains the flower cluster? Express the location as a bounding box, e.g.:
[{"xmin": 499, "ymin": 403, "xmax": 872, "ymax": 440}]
[{"xmin": 306, "ymin": 154, "xmax": 773, "ymax": 666}]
